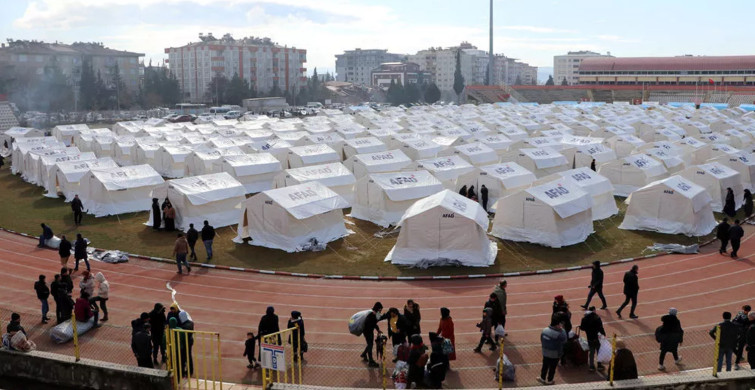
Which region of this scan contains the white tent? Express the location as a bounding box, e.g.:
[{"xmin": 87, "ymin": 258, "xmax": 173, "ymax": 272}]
[
  {"xmin": 512, "ymin": 147, "xmax": 570, "ymax": 178},
  {"xmin": 184, "ymin": 146, "xmax": 244, "ymax": 176},
  {"xmin": 449, "ymin": 142, "xmax": 499, "ymax": 166},
  {"xmin": 234, "ymin": 181, "xmax": 351, "ymax": 252},
  {"xmin": 573, "ymin": 143, "xmax": 617, "ymax": 169},
  {"xmin": 475, "ymin": 134, "xmax": 514, "ymax": 156},
  {"xmin": 675, "ymin": 137, "xmax": 712, "ymax": 164},
  {"xmin": 385, "ymin": 189, "xmax": 497, "ymax": 267},
  {"xmin": 287, "ymin": 144, "xmax": 341, "ymax": 169},
  {"xmin": 619, "ymin": 175, "xmax": 716, "ymax": 236},
  {"xmin": 605, "ymin": 134, "xmax": 646, "ymax": 158},
  {"xmin": 351, "ymin": 170, "xmax": 444, "ymax": 227},
  {"xmin": 113, "ymin": 136, "xmax": 136, "ymax": 166},
  {"xmin": 3, "ymin": 127, "xmax": 44, "ymax": 149},
  {"xmin": 216, "ymin": 153, "xmax": 282, "ymax": 194},
  {"xmin": 41, "ymin": 152, "xmax": 96, "ymax": 195},
  {"xmin": 416, "ymin": 155, "xmax": 476, "ymax": 190},
  {"xmin": 343, "ymin": 137, "xmax": 388, "ymax": 160},
  {"xmin": 155, "ymin": 145, "xmax": 194, "ymax": 178},
  {"xmin": 491, "ymin": 178, "xmax": 594, "ymax": 248},
  {"xmin": 305, "ymin": 133, "xmax": 346, "ymax": 156},
  {"xmin": 92, "ymin": 135, "xmax": 116, "ymax": 158},
  {"xmin": 148, "ymin": 172, "xmax": 246, "ymax": 231},
  {"xmin": 250, "ymin": 139, "xmax": 293, "ymax": 164},
  {"xmin": 644, "ymin": 148, "xmax": 686, "ymax": 174},
  {"xmin": 52, "ymin": 124, "xmax": 89, "ymax": 146},
  {"xmin": 714, "ymin": 152, "xmax": 755, "ymax": 191},
  {"xmin": 274, "ymin": 162, "xmax": 356, "ymax": 204},
  {"xmin": 48, "ymin": 157, "xmax": 118, "ymax": 201},
  {"xmin": 26, "ymin": 147, "xmax": 79, "ymax": 185},
  {"xmin": 401, "ymin": 138, "xmax": 442, "ymax": 160},
  {"xmin": 680, "ymin": 162, "xmax": 744, "ymax": 212},
  {"xmin": 598, "ymin": 154, "xmax": 668, "ymax": 196},
  {"xmin": 553, "ymin": 168, "xmax": 618, "ymax": 220},
  {"xmin": 457, "ymin": 162, "xmax": 537, "ymax": 212},
  {"xmin": 133, "ymin": 138, "xmax": 177, "ymax": 166},
  {"xmin": 78, "ymin": 164, "xmax": 165, "ymax": 217},
  {"xmin": 10, "ymin": 137, "xmax": 63, "ymax": 175},
  {"xmin": 345, "ymin": 149, "xmax": 414, "ymax": 179}
]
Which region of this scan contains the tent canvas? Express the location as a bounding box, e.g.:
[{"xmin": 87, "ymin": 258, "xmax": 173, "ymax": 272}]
[
  {"xmin": 598, "ymin": 154, "xmax": 668, "ymax": 196},
  {"xmin": 450, "ymin": 142, "xmax": 499, "ymax": 166},
  {"xmin": 41, "ymin": 152, "xmax": 97, "ymax": 196},
  {"xmin": 78, "ymin": 164, "xmax": 165, "ymax": 217},
  {"xmin": 343, "ymin": 137, "xmax": 388, "ymax": 160},
  {"xmin": 234, "ymin": 181, "xmax": 351, "ymax": 252},
  {"xmin": 287, "ymin": 144, "xmax": 341, "ymax": 169},
  {"xmin": 216, "ymin": 153, "xmax": 282, "ymax": 194},
  {"xmin": 184, "ymin": 146, "xmax": 244, "ymax": 176},
  {"xmin": 113, "ymin": 136, "xmax": 136, "ymax": 166},
  {"xmin": 50, "ymin": 157, "xmax": 119, "ymax": 201},
  {"xmin": 155, "ymin": 145, "xmax": 194, "ymax": 178},
  {"xmin": 52, "ymin": 124, "xmax": 89, "ymax": 146},
  {"xmin": 3, "ymin": 127, "xmax": 44, "ymax": 148},
  {"xmin": 553, "ymin": 168, "xmax": 619, "ymax": 220},
  {"xmin": 305, "ymin": 133, "xmax": 346, "ymax": 156},
  {"xmin": 514, "ymin": 148, "xmax": 570, "ymax": 178},
  {"xmin": 274, "ymin": 162, "xmax": 356, "ymax": 204},
  {"xmin": 416, "ymin": 155, "xmax": 476, "ymax": 190},
  {"xmin": 680, "ymin": 163, "xmax": 744, "ymax": 212},
  {"xmin": 351, "ymin": 170, "xmax": 444, "ymax": 227},
  {"xmin": 10, "ymin": 137, "xmax": 64, "ymax": 175},
  {"xmin": 401, "ymin": 138, "xmax": 442, "ymax": 160},
  {"xmin": 385, "ymin": 189, "xmax": 497, "ymax": 267},
  {"xmin": 345, "ymin": 149, "xmax": 414, "ymax": 179},
  {"xmin": 148, "ymin": 172, "xmax": 246, "ymax": 231},
  {"xmin": 27, "ymin": 147, "xmax": 80, "ymax": 185},
  {"xmin": 457, "ymin": 162, "xmax": 537, "ymax": 212},
  {"xmin": 619, "ymin": 175, "xmax": 716, "ymax": 236},
  {"xmin": 714, "ymin": 152, "xmax": 755, "ymax": 191}
]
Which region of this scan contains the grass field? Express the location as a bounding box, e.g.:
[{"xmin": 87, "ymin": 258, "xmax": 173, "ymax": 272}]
[{"xmin": 0, "ymin": 167, "xmax": 720, "ymax": 276}]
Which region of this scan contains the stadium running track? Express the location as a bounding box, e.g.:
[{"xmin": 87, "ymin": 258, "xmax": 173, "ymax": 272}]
[{"xmin": 0, "ymin": 228, "xmax": 754, "ymax": 388}]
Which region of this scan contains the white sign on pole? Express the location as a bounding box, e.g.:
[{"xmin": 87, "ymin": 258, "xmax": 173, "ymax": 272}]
[{"xmin": 260, "ymin": 343, "xmax": 286, "ymax": 372}]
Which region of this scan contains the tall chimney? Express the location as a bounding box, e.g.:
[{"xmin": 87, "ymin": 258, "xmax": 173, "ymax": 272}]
[{"xmin": 488, "ymin": 0, "xmax": 494, "ymax": 85}]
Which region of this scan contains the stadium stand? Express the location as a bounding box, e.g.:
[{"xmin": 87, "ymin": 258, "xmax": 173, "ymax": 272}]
[{"xmin": 0, "ymin": 98, "xmax": 20, "ymax": 132}]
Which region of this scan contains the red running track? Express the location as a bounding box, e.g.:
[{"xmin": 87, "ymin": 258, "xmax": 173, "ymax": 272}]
[{"xmin": 0, "ymin": 229, "xmax": 753, "ymax": 388}]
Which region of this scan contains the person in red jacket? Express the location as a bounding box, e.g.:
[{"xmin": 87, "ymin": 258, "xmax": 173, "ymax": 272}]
[{"xmin": 74, "ymin": 291, "xmax": 100, "ymax": 328}]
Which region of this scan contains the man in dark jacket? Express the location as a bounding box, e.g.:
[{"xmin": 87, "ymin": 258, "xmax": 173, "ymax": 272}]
[
  {"xmin": 383, "ymin": 307, "xmax": 410, "ymax": 349},
  {"xmin": 258, "ymin": 306, "xmax": 280, "ymax": 360},
  {"xmin": 38, "ymin": 223, "xmax": 53, "ymax": 248},
  {"xmin": 33, "ymin": 275, "xmax": 50, "ymax": 324},
  {"xmin": 716, "ymin": 218, "xmax": 730, "ymax": 254},
  {"xmin": 657, "ymin": 308, "xmax": 684, "ymax": 370},
  {"xmin": 74, "ymin": 233, "xmax": 89, "ymax": 272},
  {"xmin": 616, "ymin": 265, "xmax": 639, "ymax": 319},
  {"xmin": 60, "ymin": 267, "xmax": 73, "ymax": 294},
  {"xmin": 58, "ymin": 290, "xmax": 74, "ymax": 323},
  {"xmin": 710, "ymin": 311, "xmax": 742, "ymax": 372},
  {"xmin": 733, "ymin": 305, "xmax": 751, "ymax": 369},
  {"xmin": 362, "ymin": 302, "xmax": 384, "ymax": 367},
  {"xmin": 201, "ymin": 220, "xmax": 216, "ymax": 260},
  {"xmin": 581, "ymin": 261, "xmax": 607, "ymax": 310},
  {"xmin": 150, "ymin": 303, "xmax": 168, "ymax": 365},
  {"xmin": 484, "ymin": 294, "xmax": 503, "ymax": 339},
  {"xmin": 728, "ymin": 220, "xmax": 744, "ymax": 258},
  {"xmin": 745, "ymin": 312, "xmax": 755, "ymax": 369},
  {"xmin": 132, "ymin": 312, "xmax": 149, "ymax": 335},
  {"xmin": 71, "ymin": 194, "xmax": 84, "ymax": 226},
  {"xmin": 579, "ymin": 307, "xmax": 606, "ymax": 371},
  {"xmin": 50, "ymin": 274, "xmax": 64, "ymax": 324},
  {"xmin": 480, "ymin": 184, "xmax": 489, "ymax": 212},
  {"xmin": 186, "ymin": 223, "xmax": 199, "ymax": 261},
  {"xmin": 132, "ymin": 323, "xmax": 154, "ymax": 368}
]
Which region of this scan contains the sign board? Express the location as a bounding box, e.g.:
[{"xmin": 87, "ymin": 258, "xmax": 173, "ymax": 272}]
[{"xmin": 260, "ymin": 343, "xmax": 286, "ymax": 372}]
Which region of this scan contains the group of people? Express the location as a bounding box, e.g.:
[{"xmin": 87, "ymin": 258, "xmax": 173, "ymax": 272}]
[
  {"xmin": 172, "ymin": 220, "xmax": 216, "ymax": 274},
  {"xmin": 709, "ymin": 305, "xmax": 755, "ymax": 372},
  {"xmin": 130, "ymin": 303, "xmax": 194, "ymax": 372},
  {"xmin": 2, "ymin": 313, "xmax": 35, "ymax": 352},
  {"xmin": 32, "ymin": 269, "xmax": 109, "ymax": 327},
  {"xmin": 722, "ymin": 187, "xmax": 754, "ymax": 219},
  {"xmin": 458, "ymin": 184, "xmax": 490, "ymax": 212},
  {"xmin": 152, "ymin": 198, "xmax": 177, "ymax": 232},
  {"xmin": 243, "ymin": 307, "xmax": 306, "ymax": 369},
  {"xmin": 716, "ymin": 217, "xmax": 747, "ymax": 259}
]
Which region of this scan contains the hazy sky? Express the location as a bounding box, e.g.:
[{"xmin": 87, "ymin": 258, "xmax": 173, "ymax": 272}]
[{"xmin": 2, "ymin": 0, "xmax": 752, "ymax": 75}]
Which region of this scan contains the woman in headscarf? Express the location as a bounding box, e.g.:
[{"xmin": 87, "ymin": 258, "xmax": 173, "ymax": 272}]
[
  {"xmin": 404, "ymin": 299, "xmax": 421, "ymax": 336},
  {"xmin": 723, "ymin": 187, "xmax": 737, "ymax": 218},
  {"xmin": 743, "ymin": 189, "xmax": 753, "ymax": 218},
  {"xmin": 258, "ymin": 306, "xmax": 280, "ymax": 360},
  {"xmin": 287, "ymin": 311, "xmax": 305, "ymax": 360},
  {"xmin": 168, "ymin": 317, "xmax": 188, "ymax": 376},
  {"xmin": 610, "ymin": 339, "xmax": 638, "ymax": 380},
  {"xmin": 458, "ymin": 185, "xmax": 468, "ymax": 198},
  {"xmin": 151, "ymin": 198, "xmax": 162, "ymax": 231},
  {"xmin": 90, "ymin": 272, "xmax": 109, "ymax": 322},
  {"xmin": 426, "ymin": 339, "xmax": 449, "ymax": 388},
  {"xmin": 79, "ymin": 271, "xmax": 95, "ymax": 297},
  {"xmin": 164, "ymin": 202, "xmax": 176, "ymax": 232},
  {"xmin": 436, "ymin": 307, "xmax": 456, "ymax": 361},
  {"xmin": 467, "ymin": 185, "xmax": 477, "ymax": 200}
]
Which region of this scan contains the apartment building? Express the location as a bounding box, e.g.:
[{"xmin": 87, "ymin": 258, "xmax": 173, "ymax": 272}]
[
  {"xmin": 409, "ymin": 42, "xmax": 489, "ymax": 93},
  {"xmin": 335, "ymin": 49, "xmax": 405, "ymax": 87},
  {"xmin": 554, "ymin": 51, "xmax": 612, "ymax": 85}
]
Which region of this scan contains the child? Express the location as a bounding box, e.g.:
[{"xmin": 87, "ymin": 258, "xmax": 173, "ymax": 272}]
[
  {"xmin": 474, "ymin": 308, "xmax": 496, "ymax": 353},
  {"xmin": 243, "ymin": 332, "xmax": 260, "ymax": 369},
  {"xmin": 375, "ymin": 333, "xmax": 388, "ymax": 362}
]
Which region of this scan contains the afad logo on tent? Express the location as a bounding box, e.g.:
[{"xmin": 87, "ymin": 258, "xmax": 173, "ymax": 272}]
[
  {"xmin": 390, "ymin": 174, "xmax": 417, "ymax": 186},
  {"xmin": 543, "ymin": 183, "xmax": 569, "ymax": 200},
  {"xmin": 288, "ymin": 186, "xmax": 318, "ymax": 202},
  {"xmin": 431, "ymin": 158, "xmax": 455, "ymax": 168},
  {"xmin": 445, "ymin": 198, "xmax": 468, "ymax": 218}
]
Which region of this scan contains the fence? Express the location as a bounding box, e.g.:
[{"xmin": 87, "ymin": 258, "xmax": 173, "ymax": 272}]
[
  {"xmin": 260, "ymin": 327, "xmax": 303, "ymax": 389},
  {"xmin": 165, "ymin": 327, "xmax": 223, "ymax": 389}
]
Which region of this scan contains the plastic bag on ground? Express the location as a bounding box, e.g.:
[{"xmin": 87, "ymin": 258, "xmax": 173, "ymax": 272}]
[
  {"xmin": 494, "ymin": 354, "xmax": 515, "ymax": 381},
  {"xmin": 645, "ymin": 243, "xmax": 698, "ymax": 254},
  {"xmin": 49, "ymin": 317, "xmax": 96, "ymax": 344}
]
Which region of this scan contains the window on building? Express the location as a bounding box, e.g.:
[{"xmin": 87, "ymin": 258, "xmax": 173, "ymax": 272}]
[{"xmin": 18, "ymin": 54, "xmax": 27, "ymax": 62}]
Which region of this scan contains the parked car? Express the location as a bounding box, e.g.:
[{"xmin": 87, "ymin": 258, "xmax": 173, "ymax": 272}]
[
  {"xmin": 224, "ymin": 110, "xmax": 243, "ymax": 119},
  {"xmin": 169, "ymin": 114, "xmax": 196, "ymax": 123}
]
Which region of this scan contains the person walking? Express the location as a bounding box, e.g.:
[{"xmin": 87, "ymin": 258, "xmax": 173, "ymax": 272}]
[
  {"xmin": 33, "ymin": 275, "xmax": 50, "ymax": 324},
  {"xmin": 729, "ymin": 220, "xmax": 744, "ymax": 259},
  {"xmin": 616, "ymin": 265, "xmax": 639, "ymax": 319},
  {"xmin": 90, "ymin": 272, "xmax": 109, "ymax": 322},
  {"xmin": 473, "ymin": 308, "xmax": 496, "ymax": 353},
  {"xmin": 361, "ymin": 302, "xmax": 384, "ymax": 367},
  {"xmin": 458, "ymin": 185, "xmax": 468, "ymax": 198},
  {"xmin": 436, "ymin": 307, "xmax": 456, "ymax": 361},
  {"xmin": 582, "ymin": 261, "xmax": 608, "ymax": 310},
  {"xmin": 745, "ymin": 312, "xmax": 755, "ymax": 369},
  {"xmin": 733, "ymin": 305, "xmax": 752, "ymax": 370},
  {"xmin": 151, "ymin": 198, "xmax": 162, "ymax": 231},
  {"xmin": 50, "ymin": 274, "xmax": 64, "ymax": 324},
  {"xmin": 492, "ymin": 280, "xmax": 507, "ymax": 332},
  {"xmin": 744, "ymin": 189, "xmax": 753, "ymax": 218},
  {"xmin": 257, "ymin": 306, "xmax": 281, "ymax": 360},
  {"xmin": 404, "ymin": 299, "xmax": 421, "ymax": 336},
  {"xmin": 552, "ymin": 295, "xmax": 572, "ymax": 334},
  {"xmin": 579, "ymin": 306, "xmax": 606, "ymax": 372},
  {"xmin": 58, "ymin": 289, "xmax": 74, "ymax": 323},
  {"xmin": 717, "ymin": 218, "xmax": 731, "ymax": 254},
  {"xmin": 287, "ymin": 311, "xmax": 305, "ymax": 361},
  {"xmin": 164, "ymin": 202, "xmax": 176, "ymax": 232},
  {"xmin": 71, "ymin": 194, "xmax": 84, "ymax": 226},
  {"xmin": 186, "ymin": 223, "xmax": 199, "ymax": 261},
  {"xmin": 38, "ymin": 223, "xmax": 53, "ymax": 248},
  {"xmin": 480, "ymin": 184, "xmax": 489, "ymax": 212},
  {"xmin": 656, "ymin": 308, "xmax": 684, "ymax": 371},
  {"xmin": 74, "ymin": 233, "xmax": 90, "ymax": 272},
  {"xmin": 201, "ymin": 220, "xmax": 215, "ymax": 261},
  {"xmin": 58, "ymin": 235, "xmax": 72, "ymax": 272},
  {"xmin": 537, "ymin": 316, "xmax": 567, "ymax": 385},
  {"xmin": 710, "ymin": 311, "xmax": 741, "ymax": 372},
  {"xmin": 173, "ymin": 233, "xmax": 191, "ymax": 274},
  {"xmin": 724, "ymin": 187, "xmax": 737, "ymax": 218},
  {"xmin": 244, "ymin": 331, "xmax": 259, "ymax": 369},
  {"xmin": 149, "ymin": 303, "xmax": 167, "ymax": 365},
  {"xmin": 132, "ymin": 323, "xmax": 154, "ymax": 368},
  {"xmin": 484, "ymin": 293, "xmax": 504, "ymax": 340},
  {"xmin": 590, "ymin": 158, "xmax": 596, "ymax": 172}
]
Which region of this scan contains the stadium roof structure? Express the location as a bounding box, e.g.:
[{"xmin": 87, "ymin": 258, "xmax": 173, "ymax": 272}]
[{"xmin": 580, "ymin": 55, "xmax": 755, "ymax": 72}]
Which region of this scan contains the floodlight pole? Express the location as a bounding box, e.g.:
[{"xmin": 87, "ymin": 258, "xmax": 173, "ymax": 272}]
[{"xmin": 488, "ymin": 0, "xmax": 495, "ymax": 86}]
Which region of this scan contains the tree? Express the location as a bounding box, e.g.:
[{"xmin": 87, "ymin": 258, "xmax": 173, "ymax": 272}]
[
  {"xmin": 514, "ymin": 75, "xmax": 522, "ymax": 85},
  {"xmin": 405, "ymin": 83, "xmax": 421, "ymax": 104},
  {"xmin": 424, "ymin": 82, "xmax": 441, "ymax": 104},
  {"xmin": 225, "ymin": 73, "xmax": 250, "ymax": 105},
  {"xmin": 453, "ymin": 50, "xmax": 465, "ymax": 103},
  {"xmin": 545, "ymin": 75, "xmax": 555, "ymax": 86},
  {"xmin": 206, "ymin": 72, "xmax": 229, "ymax": 104},
  {"xmin": 561, "ymin": 77, "xmax": 569, "ymax": 86},
  {"xmin": 79, "ymin": 57, "xmax": 98, "ymax": 110},
  {"xmin": 386, "ymin": 79, "xmax": 408, "ymax": 106},
  {"xmin": 36, "ymin": 57, "xmax": 73, "ymax": 112},
  {"xmin": 269, "ymin": 82, "xmax": 282, "ymax": 97},
  {"xmin": 94, "ymin": 70, "xmax": 109, "ymax": 110}
]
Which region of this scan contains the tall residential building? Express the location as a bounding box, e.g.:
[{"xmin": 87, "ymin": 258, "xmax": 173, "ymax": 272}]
[
  {"xmin": 370, "ymin": 62, "xmax": 427, "ymax": 89},
  {"xmin": 165, "ymin": 33, "xmax": 307, "ymax": 102},
  {"xmin": 0, "ymin": 40, "xmax": 143, "ymax": 92},
  {"xmin": 554, "ymin": 51, "xmax": 612, "ymax": 85},
  {"xmin": 335, "ymin": 49, "xmax": 405, "ymax": 86},
  {"xmin": 493, "ymin": 55, "xmax": 538, "ymax": 86},
  {"xmin": 409, "ymin": 42, "xmax": 489, "ymax": 92}
]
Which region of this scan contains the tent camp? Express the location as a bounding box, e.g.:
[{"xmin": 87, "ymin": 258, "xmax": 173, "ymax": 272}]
[
  {"xmin": 46, "ymin": 157, "xmax": 118, "ymax": 200},
  {"xmin": 351, "ymin": 170, "xmax": 444, "ymax": 227},
  {"xmin": 184, "ymin": 146, "xmax": 244, "ymax": 176},
  {"xmin": 456, "ymin": 162, "xmax": 537, "ymax": 212},
  {"xmin": 619, "ymin": 175, "xmax": 716, "ymax": 236},
  {"xmin": 401, "ymin": 138, "xmax": 442, "ymax": 160},
  {"xmin": 385, "ymin": 189, "xmax": 497, "ymax": 267},
  {"xmin": 345, "ymin": 149, "xmax": 414, "ymax": 179},
  {"xmin": 512, "ymin": 147, "xmax": 570, "ymax": 178},
  {"xmin": 714, "ymin": 152, "xmax": 755, "ymax": 191},
  {"xmin": 416, "ymin": 155, "xmax": 476, "ymax": 190},
  {"xmin": 78, "ymin": 164, "xmax": 165, "ymax": 217},
  {"xmin": 680, "ymin": 162, "xmax": 744, "ymax": 212},
  {"xmin": 148, "ymin": 172, "xmax": 246, "ymax": 231},
  {"xmin": 40, "ymin": 152, "xmax": 96, "ymax": 195},
  {"xmin": 234, "ymin": 181, "xmax": 351, "ymax": 252},
  {"xmin": 287, "ymin": 144, "xmax": 341, "ymax": 168},
  {"xmin": 3, "ymin": 127, "xmax": 44, "ymax": 148},
  {"xmin": 274, "ymin": 162, "xmax": 356, "ymax": 204},
  {"xmin": 216, "ymin": 153, "xmax": 282, "ymax": 194},
  {"xmin": 449, "ymin": 142, "xmax": 499, "ymax": 166},
  {"xmin": 491, "ymin": 178, "xmax": 594, "ymax": 248},
  {"xmin": 598, "ymin": 154, "xmax": 668, "ymax": 196},
  {"xmin": 26, "ymin": 147, "xmax": 79, "ymax": 185},
  {"xmin": 10, "ymin": 137, "xmax": 64, "ymax": 175},
  {"xmin": 343, "ymin": 137, "xmax": 388, "ymax": 160},
  {"xmin": 52, "ymin": 124, "xmax": 89, "ymax": 146},
  {"xmin": 552, "ymin": 168, "xmax": 618, "ymax": 220},
  {"xmin": 155, "ymin": 145, "xmax": 194, "ymax": 178}
]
